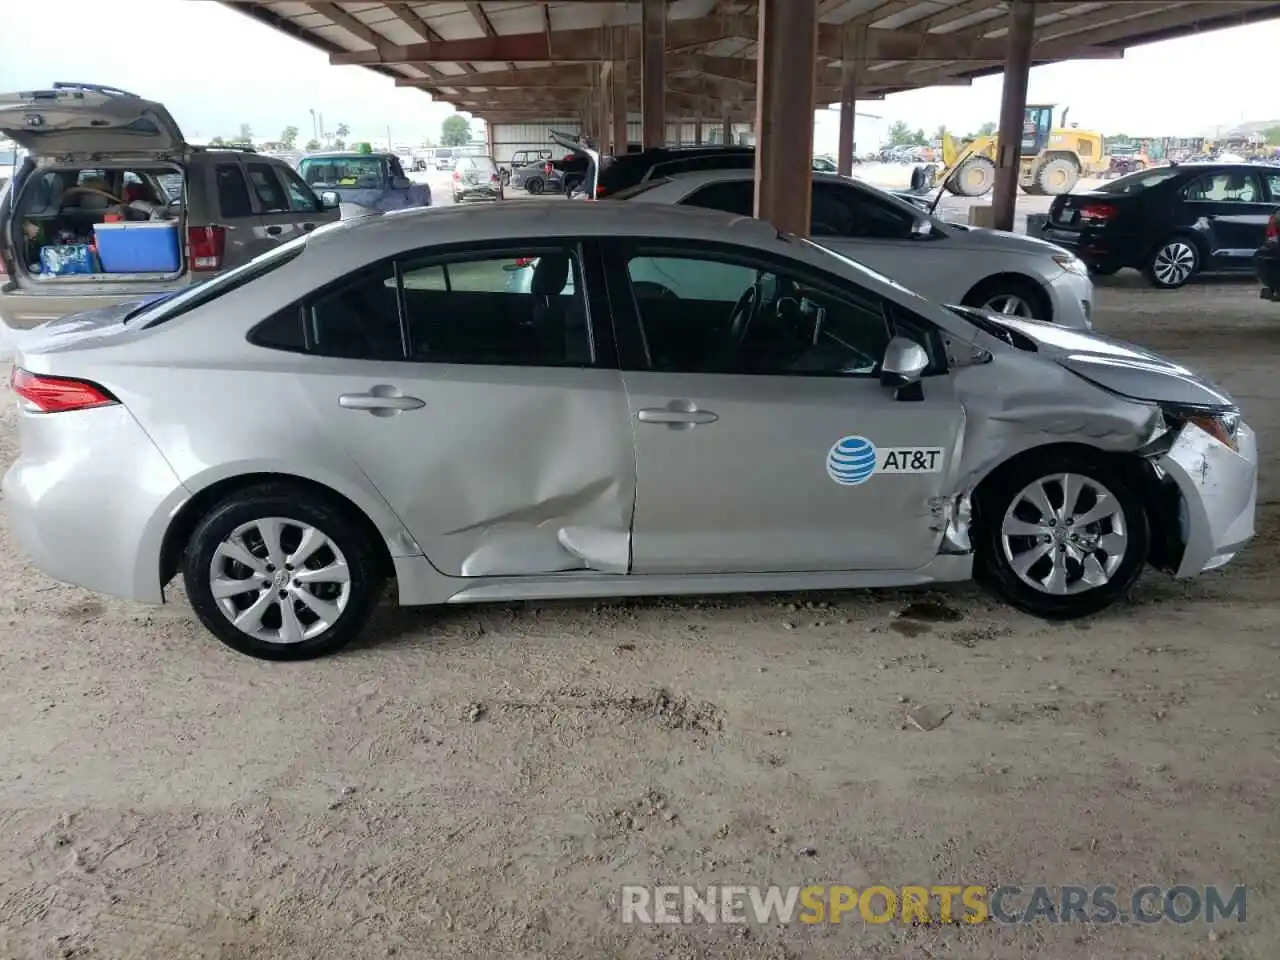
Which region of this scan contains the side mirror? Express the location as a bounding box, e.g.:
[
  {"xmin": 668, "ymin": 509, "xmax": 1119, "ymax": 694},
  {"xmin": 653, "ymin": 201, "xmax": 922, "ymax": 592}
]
[
  {"xmin": 910, "ymin": 218, "xmax": 933, "ymax": 239},
  {"xmin": 320, "ymin": 190, "xmax": 340, "ymax": 209},
  {"xmin": 880, "ymin": 336, "xmax": 930, "ymax": 395},
  {"xmin": 391, "ymin": 177, "xmax": 412, "ymax": 190}
]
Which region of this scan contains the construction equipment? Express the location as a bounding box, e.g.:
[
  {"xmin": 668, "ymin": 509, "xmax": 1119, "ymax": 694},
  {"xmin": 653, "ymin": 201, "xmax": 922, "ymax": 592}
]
[{"xmin": 927, "ymin": 105, "xmax": 1107, "ymax": 198}]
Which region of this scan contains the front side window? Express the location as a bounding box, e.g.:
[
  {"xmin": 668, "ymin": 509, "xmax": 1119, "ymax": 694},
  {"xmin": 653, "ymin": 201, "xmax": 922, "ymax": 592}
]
[
  {"xmin": 399, "ymin": 248, "xmax": 591, "ymax": 366},
  {"xmin": 624, "ymin": 249, "xmax": 891, "ymax": 376},
  {"xmin": 1182, "ymin": 171, "xmax": 1263, "ymax": 203},
  {"xmin": 279, "ymin": 165, "xmax": 324, "ymax": 213},
  {"xmin": 246, "ymin": 163, "xmax": 289, "ymax": 213}
]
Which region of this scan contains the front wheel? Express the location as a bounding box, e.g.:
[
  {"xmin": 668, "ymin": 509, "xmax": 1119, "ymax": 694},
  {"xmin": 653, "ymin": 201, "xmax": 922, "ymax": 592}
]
[
  {"xmin": 183, "ymin": 484, "xmax": 384, "ymax": 660},
  {"xmin": 976, "ymin": 451, "xmax": 1149, "ymax": 619},
  {"xmin": 963, "ymin": 276, "xmax": 1050, "ymax": 321},
  {"xmin": 525, "ymin": 177, "xmax": 544, "ymax": 195},
  {"xmin": 1146, "ymin": 237, "xmax": 1200, "ymax": 289}
]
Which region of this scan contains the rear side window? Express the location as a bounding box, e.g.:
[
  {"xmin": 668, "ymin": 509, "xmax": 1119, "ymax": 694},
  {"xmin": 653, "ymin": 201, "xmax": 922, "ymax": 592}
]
[
  {"xmin": 246, "ymin": 163, "xmax": 289, "ymax": 213},
  {"xmin": 682, "ymin": 180, "xmax": 754, "ymax": 216},
  {"xmin": 306, "ymin": 263, "xmax": 403, "ymax": 360},
  {"xmin": 1181, "ymin": 171, "xmax": 1263, "ymax": 203},
  {"xmin": 215, "ymin": 164, "xmax": 254, "ymax": 218},
  {"xmin": 143, "ymin": 239, "xmax": 307, "ymax": 329}
]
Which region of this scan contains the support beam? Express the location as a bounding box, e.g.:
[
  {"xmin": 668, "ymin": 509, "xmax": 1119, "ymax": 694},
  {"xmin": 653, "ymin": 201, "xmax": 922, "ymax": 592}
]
[
  {"xmin": 721, "ymin": 112, "xmax": 732, "ymax": 146},
  {"xmin": 754, "ymin": 0, "xmax": 817, "ymax": 237},
  {"xmin": 612, "ymin": 56, "xmax": 629, "ymax": 154},
  {"xmin": 641, "ymin": 0, "xmax": 666, "ymax": 149},
  {"xmin": 991, "ymin": 0, "xmax": 1035, "ymax": 233},
  {"xmin": 837, "ymin": 61, "xmax": 856, "ymax": 176}
]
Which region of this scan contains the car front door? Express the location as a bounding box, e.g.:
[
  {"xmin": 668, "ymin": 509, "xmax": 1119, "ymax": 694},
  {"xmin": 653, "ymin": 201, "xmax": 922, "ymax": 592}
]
[
  {"xmin": 603, "ymin": 240, "xmax": 964, "ymax": 575},
  {"xmin": 285, "ymin": 241, "xmax": 636, "ymax": 578},
  {"xmin": 1180, "ymin": 170, "xmax": 1274, "ymax": 269},
  {"xmin": 244, "ymin": 160, "xmax": 307, "ymax": 250}
]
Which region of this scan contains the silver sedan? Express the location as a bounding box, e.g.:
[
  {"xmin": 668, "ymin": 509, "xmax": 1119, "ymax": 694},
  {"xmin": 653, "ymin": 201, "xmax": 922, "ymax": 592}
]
[{"xmin": 3, "ymin": 203, "xmax": 1257, "ymax": 659}]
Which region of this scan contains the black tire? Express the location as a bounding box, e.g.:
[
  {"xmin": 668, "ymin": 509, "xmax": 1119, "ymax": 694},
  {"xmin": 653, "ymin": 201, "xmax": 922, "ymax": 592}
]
[
  {"xmin": 1145, "ymin": 236, "xmax": 1200, "ymax": 289},
  {"xmin": 975, "ymin": 449, "xmax": 1149, "ymax": 620},
  {"xmin": 525, "ymin": 177, "xmax": 544, "ymax": 195},
  {"xmin": 948, "ymin": 156, "xmax": 995, "ymax": 197},
  {"xmin": 962, "ymin": 275, "xmax": 1051, "ymax": 321},
  {"xmin": 183, "ymin": 483, "xmax": 383, "ymax": 660}
]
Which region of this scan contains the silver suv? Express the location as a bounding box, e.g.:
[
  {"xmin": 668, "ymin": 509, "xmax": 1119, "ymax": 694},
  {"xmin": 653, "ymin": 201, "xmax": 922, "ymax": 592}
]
[{"xmin": 0, "ymin": 82, "xmax": 340, "ymax": 331}]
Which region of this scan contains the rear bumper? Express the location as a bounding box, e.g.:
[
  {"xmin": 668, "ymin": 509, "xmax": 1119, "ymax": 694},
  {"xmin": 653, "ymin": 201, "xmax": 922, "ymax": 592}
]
[
  {"xmin": 2, "ymin": 402, "xmax": 189, "ymax": 604},
  {"xmin": 1042, "ymin": 225, "xmax": 1139, "ymax": 272},
  {"xmin": 454, "ymin": 186, "xmax": 503, "ymax": 201},
  {"xmin": 1158, "ymin": 421, "xmax": 1258, "ymax": 578},
  {"xmin": 1255, "ymin": 246, "xmax": 1280, "ymax": 297}
]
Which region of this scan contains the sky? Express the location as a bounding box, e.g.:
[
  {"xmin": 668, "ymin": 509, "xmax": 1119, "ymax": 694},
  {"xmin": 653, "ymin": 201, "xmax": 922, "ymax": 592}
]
[{"xmin": 1, "ymin": 0, "xmax": 1278, "ymax": 150}]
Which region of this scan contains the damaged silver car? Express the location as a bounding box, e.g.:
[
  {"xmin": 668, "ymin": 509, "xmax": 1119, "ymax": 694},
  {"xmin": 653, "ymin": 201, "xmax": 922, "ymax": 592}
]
[{"xmin": 3, "ymin": 203, "xmax": 1257, "ymax": 660}]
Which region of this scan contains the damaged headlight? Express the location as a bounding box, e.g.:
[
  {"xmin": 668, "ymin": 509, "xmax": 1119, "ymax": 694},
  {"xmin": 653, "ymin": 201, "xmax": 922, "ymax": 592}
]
[
  {"xmin": 1051, "ymin": 253, "xmax": 1088, "ymax": 277},
  {"xmin": 1159, "ymin": 401, "xmax": 1240, "ymax": 451}
]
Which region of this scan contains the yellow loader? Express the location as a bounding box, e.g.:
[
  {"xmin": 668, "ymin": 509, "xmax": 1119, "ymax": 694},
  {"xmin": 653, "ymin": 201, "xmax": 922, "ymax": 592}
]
[{"xmin": 926, "ymin": 105, "xmax": 1107, "ymax": 198}]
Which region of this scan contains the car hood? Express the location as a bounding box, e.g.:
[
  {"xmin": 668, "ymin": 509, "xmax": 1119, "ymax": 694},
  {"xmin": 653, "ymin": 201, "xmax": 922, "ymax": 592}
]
[
  {"xmin": 984, "ymin": 315, "xmax": 1235, "ymax": 408},
  {"xmin": 940, "ymin": 221, "xmax": 1069, "ymax": 256}
]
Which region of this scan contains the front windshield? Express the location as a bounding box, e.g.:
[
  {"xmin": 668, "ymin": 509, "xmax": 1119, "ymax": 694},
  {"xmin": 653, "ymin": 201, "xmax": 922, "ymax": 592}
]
[
  {"xmin": 1094, "ymin": 168, "xmax": 1181, "ymax": 195},
  {"xmin": 297, "ymin": 156, "xmax": 387, "ymax": 190}
]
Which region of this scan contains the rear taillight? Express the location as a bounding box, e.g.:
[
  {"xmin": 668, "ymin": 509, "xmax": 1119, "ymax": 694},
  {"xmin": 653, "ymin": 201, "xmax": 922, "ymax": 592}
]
[
  {"xmin": 544, "ymin": 162, "xmax": 553, "ymax": 175},
  {"xmin": 187, "ymin": 225, "xmax": 225, "ymax": 272},
  {"xmin": 453, "ymin": 170, "xmax": 461, "ymax": 180},
  {"xmin": 595, "ymin": 185, "xmax": 607, "ymax": 197},
  {"xmin": 512, "ymin": 257, "xmax": 533, "ymax": 268},
  {"xmin": 1078, "ymin": 202, "xmax": 1116, "ymax": 222},
  {"xmin": 1267, "ymin": 214, "xmax": 1278, "ymax": 242},
  {"xmin": 10, "ymin": 368, "xmax": 118, "ymax": 413}
]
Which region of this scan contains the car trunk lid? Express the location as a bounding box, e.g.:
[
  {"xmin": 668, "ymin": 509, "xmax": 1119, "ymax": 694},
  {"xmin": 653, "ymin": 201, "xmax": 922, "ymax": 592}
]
[
  {"xmin": 0, "ymin": 83, "xmax": 185, "ymax": 159},
  {"xmin": 1048, "ymin": 192, "xmax": 1125, "ymax": 231}
]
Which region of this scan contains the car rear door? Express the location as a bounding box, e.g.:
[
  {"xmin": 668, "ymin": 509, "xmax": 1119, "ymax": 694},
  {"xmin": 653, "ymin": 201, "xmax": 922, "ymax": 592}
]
[
  {"xmin": 601, "ymin": 238, "xmax": 964, "ymax": 575},
  {"xmin": 282, "ymin": 239, "xmax": 637, "ymax": 579}
]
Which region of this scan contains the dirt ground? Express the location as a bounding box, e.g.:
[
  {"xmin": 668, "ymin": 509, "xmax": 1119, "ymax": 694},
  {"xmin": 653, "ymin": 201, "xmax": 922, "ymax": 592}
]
[{"xmin": 1, "ymin": 271, "xmax": 1278, "ymax": 960}]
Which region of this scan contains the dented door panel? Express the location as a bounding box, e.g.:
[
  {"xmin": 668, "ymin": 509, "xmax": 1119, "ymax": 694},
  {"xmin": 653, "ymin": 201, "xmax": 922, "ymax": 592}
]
[{"xmin": 294, "ymin": 362, "xmax": 636, "ymax": 578}]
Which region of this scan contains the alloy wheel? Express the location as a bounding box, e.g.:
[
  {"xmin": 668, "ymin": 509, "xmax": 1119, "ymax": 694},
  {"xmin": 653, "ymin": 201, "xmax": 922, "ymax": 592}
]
[
  {"xmin": 208, "ymin": 517, "xmax": 351, "ymax": 644},
  {"xmin": 1152, "ymin": 241, "xmax": 1197, "ymax": 286},
  {"xmin": 981, "ymin": 293, "xmax": 1034, "ymax": 317},
  {"xmin": 999, "ymin": 473, "xmax": 1129, "ymax": 596}
]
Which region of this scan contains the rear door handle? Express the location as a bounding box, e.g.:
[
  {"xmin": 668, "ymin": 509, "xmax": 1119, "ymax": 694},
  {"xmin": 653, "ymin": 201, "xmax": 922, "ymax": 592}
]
[
  {"xmin": 637, "ymin": 402, "xmax": 718, "ymax": 427},
  {"xmin": 266, "ymin": 225, "xmax": 283, "ymax": 236},
  {"xmin": 339, "ymin": 390, "xmax": 425, "ymax": 414}
]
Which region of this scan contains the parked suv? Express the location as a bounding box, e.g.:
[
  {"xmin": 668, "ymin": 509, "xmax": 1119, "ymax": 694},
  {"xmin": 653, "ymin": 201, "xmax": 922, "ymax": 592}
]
[
  {"xmin": 296, "ymin": 151, "xmax": 431, "ymax": 215},
  {"xmin": 0, "ymin": 82, "xmax": 340, "ymax": 331}
]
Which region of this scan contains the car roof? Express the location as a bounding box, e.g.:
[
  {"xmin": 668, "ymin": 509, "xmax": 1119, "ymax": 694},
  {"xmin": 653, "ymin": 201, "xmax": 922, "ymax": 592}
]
[
  {"xmin": 648, "ymin": 168, "xmax": 853, "ymax": 187},
  {"xmin": 301, "ymin": 152, "xmax": 390, "ymax": 160},
  {"xmin": 305, "ymin": 200, "xmax": 779, "ymax": 258}
]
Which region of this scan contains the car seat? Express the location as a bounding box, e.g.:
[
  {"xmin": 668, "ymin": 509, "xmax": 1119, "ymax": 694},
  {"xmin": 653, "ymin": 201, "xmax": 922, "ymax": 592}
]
[
  {"xmin": 529, "ymin": 253, "xmax": 589, "ymax": 364},
  {"xmin": 1223, "ymin": 172, "xmax": 1252, "ymax": 201}
]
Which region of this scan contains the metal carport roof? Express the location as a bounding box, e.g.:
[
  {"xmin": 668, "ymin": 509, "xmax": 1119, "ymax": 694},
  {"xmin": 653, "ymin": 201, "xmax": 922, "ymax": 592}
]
[{"xmin": 221, "ymin": 1, "xmax": 1280, "ymax": 122}]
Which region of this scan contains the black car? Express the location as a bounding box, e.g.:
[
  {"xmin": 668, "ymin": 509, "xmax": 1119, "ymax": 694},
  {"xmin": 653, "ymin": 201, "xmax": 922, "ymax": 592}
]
[
  {"xmin": 1256, "ymin": 208, "xmax": 1280, "ymax": 301},
  {"xmin": 594, "ymin": 145, "xmax": 755, "ymax": 198},
  {"xmin": 1042, "ymin": 163, "xmax": 1280, "ymax": 288}
]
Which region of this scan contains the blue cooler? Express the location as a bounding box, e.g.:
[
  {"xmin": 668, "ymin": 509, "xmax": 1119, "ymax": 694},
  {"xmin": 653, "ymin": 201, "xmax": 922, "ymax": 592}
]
[
  {"xmin": 93, "ymin": 221, "xmax": 182, "ymax": 274},
  {"xmin": 39, "ymin": 244, "xmax": 98, "ymax": 276}
]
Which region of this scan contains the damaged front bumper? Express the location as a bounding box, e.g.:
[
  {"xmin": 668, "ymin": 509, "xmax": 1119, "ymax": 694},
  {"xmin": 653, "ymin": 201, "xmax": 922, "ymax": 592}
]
[{"xmin": 1156, "ymin": 421, "xmax": 1258, "ymax": 577}]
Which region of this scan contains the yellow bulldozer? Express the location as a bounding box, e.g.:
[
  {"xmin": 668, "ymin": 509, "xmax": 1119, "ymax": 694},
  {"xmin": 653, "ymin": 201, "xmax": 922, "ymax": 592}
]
[{"xmin": 927, "ymin": 105, "xmax": 1108, "ymax": 198}]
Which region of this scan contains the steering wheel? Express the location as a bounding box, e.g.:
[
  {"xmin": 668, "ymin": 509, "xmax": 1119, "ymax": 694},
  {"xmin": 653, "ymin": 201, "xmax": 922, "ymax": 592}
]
[
  {"xmin": 61, "ymin": 186, "xmax": 124, "ymax": 205},
  {"xmin": 727, "ymin": 283, "xmax": 761, "ymax": 346}
]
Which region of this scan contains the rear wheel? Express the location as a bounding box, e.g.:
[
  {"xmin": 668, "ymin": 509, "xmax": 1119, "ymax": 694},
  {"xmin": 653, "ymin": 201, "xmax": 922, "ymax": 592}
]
[
  {"xmin": 1145, "ymin": 237, "xmax": 1199, "ymax": 289},
  {"xmin": 1036, "ymin": 156, "xmax": 1079, "ymax": 195},
  {"xmin": 946, "ymin": 156, "xmax": 995, "ymax": 197},
  {"xmin": 525, "ymin": 177, "xmax": 545, "ymax": 195},
  {"xmin": 976, "ymin": 450, "xmax": 1149, "ymax": 619},
  {"xmin": 183, "ymin": 484, "xmax": 383, "ymax": 660}
]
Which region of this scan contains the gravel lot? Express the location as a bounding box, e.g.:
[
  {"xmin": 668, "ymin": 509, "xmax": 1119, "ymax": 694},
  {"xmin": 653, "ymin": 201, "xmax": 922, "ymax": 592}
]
[{"xmin": 1, "ymin": 257, "xmax": 1278, "ymax": 958}]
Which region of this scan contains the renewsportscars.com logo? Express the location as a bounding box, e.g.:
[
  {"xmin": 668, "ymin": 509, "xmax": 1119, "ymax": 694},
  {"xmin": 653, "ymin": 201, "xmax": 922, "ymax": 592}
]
[{"xmin": 619, "ymin": 884, "xmax": 1247, "ymax": 926}]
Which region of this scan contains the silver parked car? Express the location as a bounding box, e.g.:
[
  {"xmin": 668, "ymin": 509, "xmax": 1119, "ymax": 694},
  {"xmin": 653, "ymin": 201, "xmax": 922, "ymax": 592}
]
[
  {"xmin": 614, "ymin": 168, "xmax": 1096, "ymax": 326},
  {"xmin": 3, "ymin": 203, "xmax": 1256, "ymax": 660}
]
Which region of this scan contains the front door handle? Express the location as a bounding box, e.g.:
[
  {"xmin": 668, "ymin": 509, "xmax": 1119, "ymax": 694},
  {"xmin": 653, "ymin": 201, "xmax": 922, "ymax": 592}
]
[
  {"xmin": 266, "ymin": 225, "xmax": 283, "ymax": 236},
  {"xmin": 339, "ymin": 389, "xmax": 425, "ymax": 414},
  {"xmin": 637, "ymin": 400, "xmax": 719, "ymax": 427}
]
